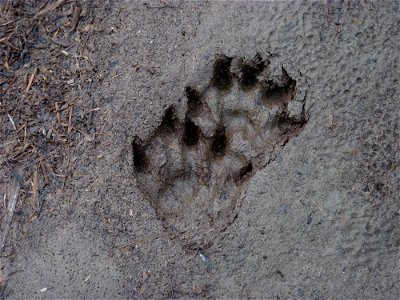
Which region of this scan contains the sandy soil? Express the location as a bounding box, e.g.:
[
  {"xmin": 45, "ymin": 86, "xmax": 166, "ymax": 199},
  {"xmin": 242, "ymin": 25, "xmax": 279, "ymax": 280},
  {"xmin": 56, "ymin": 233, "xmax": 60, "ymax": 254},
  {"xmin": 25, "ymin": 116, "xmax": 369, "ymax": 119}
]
[{"xmin": 1, "ymin": 0, "xmax": 399, "ymax": 299}]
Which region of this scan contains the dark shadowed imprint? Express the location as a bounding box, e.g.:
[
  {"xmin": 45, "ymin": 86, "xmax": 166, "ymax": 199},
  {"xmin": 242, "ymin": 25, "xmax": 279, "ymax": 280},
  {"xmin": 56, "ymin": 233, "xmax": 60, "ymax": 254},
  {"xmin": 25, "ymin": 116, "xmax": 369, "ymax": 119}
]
[{"xmin": 132, "ymin": 54, "xmax": 307, "ymax": 249}]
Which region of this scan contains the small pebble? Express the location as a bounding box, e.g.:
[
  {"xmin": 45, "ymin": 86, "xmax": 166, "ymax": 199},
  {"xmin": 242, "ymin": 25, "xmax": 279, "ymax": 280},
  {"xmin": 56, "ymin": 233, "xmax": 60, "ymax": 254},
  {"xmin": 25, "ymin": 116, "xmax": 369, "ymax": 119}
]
[{"xmin": 297, "ymin": 287, "xmax": 305, "ymax": 297}]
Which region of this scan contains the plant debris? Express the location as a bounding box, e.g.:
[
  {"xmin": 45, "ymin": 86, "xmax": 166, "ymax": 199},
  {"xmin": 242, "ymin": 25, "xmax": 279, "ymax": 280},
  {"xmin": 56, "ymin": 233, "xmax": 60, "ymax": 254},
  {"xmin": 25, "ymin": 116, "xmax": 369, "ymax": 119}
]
[{"xmin": 0, "ymin": 0, "xmax": 97, "ymax": 252}]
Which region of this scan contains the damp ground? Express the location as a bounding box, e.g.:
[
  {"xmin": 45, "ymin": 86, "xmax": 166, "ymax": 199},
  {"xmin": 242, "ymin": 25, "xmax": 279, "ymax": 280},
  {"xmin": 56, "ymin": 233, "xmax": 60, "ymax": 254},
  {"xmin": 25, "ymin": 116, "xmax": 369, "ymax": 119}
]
[{"xmin": 0, "ymin": 1, "xmax": 399, "ymax": 299}]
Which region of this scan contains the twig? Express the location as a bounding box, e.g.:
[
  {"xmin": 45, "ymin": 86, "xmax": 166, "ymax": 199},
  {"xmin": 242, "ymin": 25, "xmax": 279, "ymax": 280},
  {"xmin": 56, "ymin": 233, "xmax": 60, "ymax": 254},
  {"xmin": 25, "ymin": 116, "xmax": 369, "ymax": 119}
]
[
  {"xmin": 0, "ymin": 181, "xmax": 21, "ymax": 253},
  {"xmin": 61, "ymin": 145, "xmax": 71, "ymax": 192},
  {"xmin": 1, "ymin": 193, "xmax": 7, "ymax": 222},
  {"xmin": 69, "ymin": 4, "xmax": 82, "ymax": 33},
  {"xmin": 198, "ymin": 250, "xmax": 213, "ymax": 271},
  {"xmin": 32, "ymin": 167, "xmax": 38, "ymax": 207},
  {"xmin": 7, "ymin": 113, "xmax": 17, "ymax": 131},
  {"xmin": 38, "ymin": 185, "xmax": 46, "ymax": 216},
  {"xmin": 0, "ymin": 20, "xmax": 15, "ymax": 27},
  {"xmin": 2, "ymin": 193, "xmax": 6, "ymax": 210},
  {"xmin": 40, "ymin": 159, "xmax": 49, "ymax": 185},
  {"xmin": 18, "ymin": 150, "xmax": 58, "ymax": 171},
  {"xmin": 68, "ymin": 104, "xmax": 73, "ymax": 134},
  {"xmin": 24, "ymin": 67, "xmax": 38, "ymax": 95},
  {"xmin": 49, "ymin": 37, "xmax": 71, "ymax": 47},
  {"xmin": 1, "ymin": 101, "xmax": 17, "ymax": 131},
  {"xmin": 34, "ymin": 0, "xmax": 66, "ymax": 18},
  {"xmin": 4, "ymin": 160, "xmax": 27, "ymax": 191},
  {"xmin": 55, "ymin": 102, "xmax": 61, "ymax": 123},
  {"xmin": 88, "ymin": 97, "xmax": 95, "ymax": 127},
  {"xmin": 324, "ymin": 0, "xmax": 332, "ymax": 18}
]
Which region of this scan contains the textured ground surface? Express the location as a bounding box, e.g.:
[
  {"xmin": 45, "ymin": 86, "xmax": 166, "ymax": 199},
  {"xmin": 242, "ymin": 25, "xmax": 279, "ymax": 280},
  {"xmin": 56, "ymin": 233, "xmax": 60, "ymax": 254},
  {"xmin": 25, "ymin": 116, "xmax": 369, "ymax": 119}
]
[{"xmin": 1, "ymin": 0, "xmax": 399, "ymax": 299}]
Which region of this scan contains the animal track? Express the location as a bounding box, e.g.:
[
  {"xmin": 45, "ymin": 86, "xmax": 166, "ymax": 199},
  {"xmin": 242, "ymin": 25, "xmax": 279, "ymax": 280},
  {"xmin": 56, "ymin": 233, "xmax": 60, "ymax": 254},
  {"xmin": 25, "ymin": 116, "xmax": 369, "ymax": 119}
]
[{"xmin": 132, "ymin": 54, "xmax": 307, "ymax": 248}]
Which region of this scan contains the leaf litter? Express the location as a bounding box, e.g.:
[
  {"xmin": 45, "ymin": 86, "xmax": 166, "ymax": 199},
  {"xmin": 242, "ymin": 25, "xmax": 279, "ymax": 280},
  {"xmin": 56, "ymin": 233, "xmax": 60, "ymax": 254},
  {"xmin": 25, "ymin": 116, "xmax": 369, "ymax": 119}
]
[{"xmin": 0, "ymin": 0, "xmax": 98, "ymax": 277}]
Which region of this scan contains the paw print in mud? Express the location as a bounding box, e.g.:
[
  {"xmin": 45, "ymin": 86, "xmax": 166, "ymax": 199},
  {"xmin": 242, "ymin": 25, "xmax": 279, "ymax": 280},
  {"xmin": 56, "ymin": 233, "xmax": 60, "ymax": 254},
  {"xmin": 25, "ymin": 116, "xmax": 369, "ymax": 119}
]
[{"xmin": 132, "ymin": 53, "xmax": 307, "ymax": 249}]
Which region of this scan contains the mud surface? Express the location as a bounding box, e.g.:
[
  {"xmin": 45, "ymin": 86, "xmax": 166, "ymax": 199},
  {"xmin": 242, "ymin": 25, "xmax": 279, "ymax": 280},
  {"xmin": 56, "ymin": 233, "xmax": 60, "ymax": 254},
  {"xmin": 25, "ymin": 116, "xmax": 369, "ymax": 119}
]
[
  {"xmin": 134, "ymin": 53, "xmax": 306, "ymax": 248},
  {"xmin": 1, "ymin": 0, "xmax": 399, "ymax": 299}
]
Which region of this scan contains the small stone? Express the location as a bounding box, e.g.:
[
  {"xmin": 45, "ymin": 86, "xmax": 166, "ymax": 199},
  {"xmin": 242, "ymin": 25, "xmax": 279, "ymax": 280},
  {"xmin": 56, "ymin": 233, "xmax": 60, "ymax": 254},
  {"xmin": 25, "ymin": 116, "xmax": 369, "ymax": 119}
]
[
  {"xmin": 297, "ymin": 287, "xmax": 305, "ymax": 297},
  {"xmin": 288, "ymin": 100, "xmax": 303, "ymax": 121}
]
